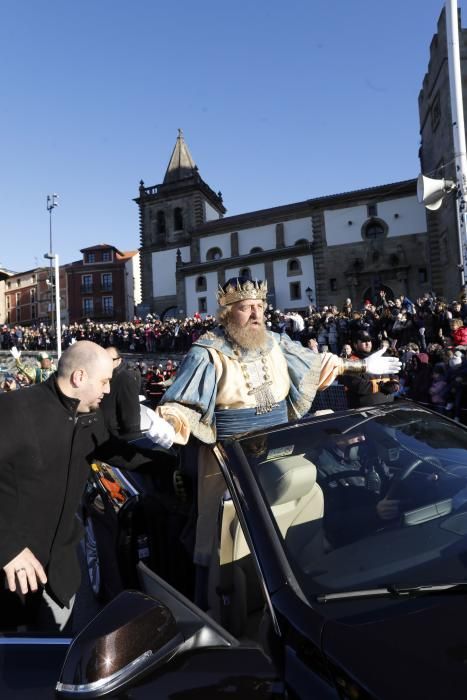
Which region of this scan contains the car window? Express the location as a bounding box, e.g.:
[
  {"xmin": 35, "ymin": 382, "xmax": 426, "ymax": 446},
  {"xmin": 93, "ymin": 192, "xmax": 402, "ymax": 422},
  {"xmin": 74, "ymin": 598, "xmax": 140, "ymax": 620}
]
[{"xmin": 238, "ymin": 407, "xmax": 467, "ymax": 599}]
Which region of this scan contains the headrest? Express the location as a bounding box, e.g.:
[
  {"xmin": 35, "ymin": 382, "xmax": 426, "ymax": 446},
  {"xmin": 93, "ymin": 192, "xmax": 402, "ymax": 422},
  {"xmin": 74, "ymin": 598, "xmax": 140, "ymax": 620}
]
[{"xmin": 257, "ymin": 454, "xmax": 317, "ymax": 506}]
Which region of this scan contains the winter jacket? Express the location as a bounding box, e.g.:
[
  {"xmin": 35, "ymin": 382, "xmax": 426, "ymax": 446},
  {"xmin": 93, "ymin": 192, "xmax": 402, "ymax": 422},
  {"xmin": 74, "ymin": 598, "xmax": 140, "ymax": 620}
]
[{"xmin": 0, "ymin": 375, "xmax": 149, "ymax": 606}]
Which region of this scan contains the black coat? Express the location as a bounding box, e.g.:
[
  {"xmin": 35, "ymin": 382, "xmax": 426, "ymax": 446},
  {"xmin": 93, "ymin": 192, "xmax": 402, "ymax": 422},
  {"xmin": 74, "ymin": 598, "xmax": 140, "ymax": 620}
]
[
  {"xmin": 100, "ymin": 362, "xmax": 141, "ymax": 438},
  {"xmin": 0, "ymin": 376, "xmax": 148, "ymax": 606}
]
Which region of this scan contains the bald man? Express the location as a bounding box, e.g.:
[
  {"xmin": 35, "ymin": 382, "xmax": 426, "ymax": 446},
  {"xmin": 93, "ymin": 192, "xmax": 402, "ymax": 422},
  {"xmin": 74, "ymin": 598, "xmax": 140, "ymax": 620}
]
[{"xmin": 0, "ymin": 341, "xmax": 148, "ymax": 630}]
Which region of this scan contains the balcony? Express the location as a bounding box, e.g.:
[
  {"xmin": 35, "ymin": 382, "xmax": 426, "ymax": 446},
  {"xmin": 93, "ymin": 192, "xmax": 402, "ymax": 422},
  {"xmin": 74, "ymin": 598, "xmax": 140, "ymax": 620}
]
[
  {"xmin": 100, "ymin": 284, "xmax": 113, "ymax": 292},
  {"xmin": 80, "ymin": 285, "xmax": 93, "ymax": 294}
]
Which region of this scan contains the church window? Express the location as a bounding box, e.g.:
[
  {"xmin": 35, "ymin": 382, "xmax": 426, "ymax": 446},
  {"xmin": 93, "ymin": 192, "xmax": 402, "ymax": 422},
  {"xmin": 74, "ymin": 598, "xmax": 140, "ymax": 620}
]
[
  {"xmin": 157, "ymin": 211, "xmax": 166, "ymax": 235},
  {"xmin": 206, "ymin": 247, "xmax": 223, "ymax": 261},
  {"xmin": 196, "ymin": 276, "xmax": 207, "ymax": 292},
  {"xmin": 362, "ymin": 219, "xmax": 387, "ymax": 240},
  {"xmin": 290, "ymin": 281, "xmax": 302, "ymax": 300},
  {"xmin": 198, "ymin": 297, "xmax": 207, "ymax": 313},
  {"xmin": 287, "ymin": 258, "xmax": 302, "ymax": 276},
  {"xmin": 174, "ymin": 207, "xmax": 184, "ymax": 231},
  {"xmin": 431, "ymin": 92, "xmax": 441, "ymax": 131}
]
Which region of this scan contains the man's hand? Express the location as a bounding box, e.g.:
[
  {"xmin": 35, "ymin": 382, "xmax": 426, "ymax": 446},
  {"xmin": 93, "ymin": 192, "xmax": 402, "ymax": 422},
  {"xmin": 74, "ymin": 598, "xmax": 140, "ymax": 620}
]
[
  {"xmin": 10, "ymin": 347, "xmax": 21, "ymax": 360},
  {"xmin": 147, "ymin": 413, "xmax": 176, "ymax": 449},
  {"xmin": 366, "ymin": 348, "xmax": 401, "ymax": 375},
  {"xmin": 307, "ymin": 338, "xmax": 319, "ymax": 353},
  {"xmin": 3, "ymin": 548, "xmax": 47, "ymax": 594},
  {"xmin": 376, "ymin": 498, "xmax": 400, "ymax": 521}
]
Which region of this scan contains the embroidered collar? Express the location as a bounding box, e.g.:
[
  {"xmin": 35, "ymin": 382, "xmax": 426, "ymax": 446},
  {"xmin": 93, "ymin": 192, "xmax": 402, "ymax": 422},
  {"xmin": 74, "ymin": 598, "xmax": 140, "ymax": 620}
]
[{"xmin": 193, "ymin": 327, "xmax": 277, "ymax": 360}]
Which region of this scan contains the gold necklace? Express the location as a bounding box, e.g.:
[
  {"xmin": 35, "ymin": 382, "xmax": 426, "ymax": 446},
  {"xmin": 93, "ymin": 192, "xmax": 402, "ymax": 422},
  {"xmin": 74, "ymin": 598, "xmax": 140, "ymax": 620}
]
[{"xmin": 230, "ymin": 341, "xmax": 278, "ymax": 415}]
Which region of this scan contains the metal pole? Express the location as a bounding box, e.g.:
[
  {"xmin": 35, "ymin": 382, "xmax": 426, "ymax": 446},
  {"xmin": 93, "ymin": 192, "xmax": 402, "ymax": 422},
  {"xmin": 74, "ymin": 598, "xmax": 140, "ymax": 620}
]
[
  {"xmin": 446, "ymin": 0, "xmax": 467, "ymax": 286},
  {"xmin": 54, "ymin": 254, "xmax": 62, "ymax": 360}
]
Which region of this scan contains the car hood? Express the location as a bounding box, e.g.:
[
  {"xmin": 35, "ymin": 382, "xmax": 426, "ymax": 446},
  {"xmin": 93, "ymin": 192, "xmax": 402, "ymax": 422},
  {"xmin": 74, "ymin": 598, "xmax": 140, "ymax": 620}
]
[{"xmin": 321, "ymin": 594, "xmax": 467, "ymax": 700}]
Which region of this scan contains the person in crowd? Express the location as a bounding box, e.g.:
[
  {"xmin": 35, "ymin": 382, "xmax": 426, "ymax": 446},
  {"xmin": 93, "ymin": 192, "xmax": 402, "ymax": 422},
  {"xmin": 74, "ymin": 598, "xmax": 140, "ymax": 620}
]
[
  {"xmin": 11, "ymin": 349, "xmax": 55, "ymax": 384},
  {"xmin": 100, "ymin": 346, "xmax": 142, "ymax": 438},
  {"xmin": 450, "ymin": 318, "xmax": 467, "ymax": 347},
  {"xmin": 0, "ymin": 340, "xmax": 157, "ymax": 631},
  {"xmin": 405, "ymin": 352, "xmax": 433, "ymax": 404},
  {"xmin": 0, "ymin": 375, "xmax": 17, "ymax": 393},
  {"xmin": 429, "ymin": 368, "xmax": 448, "ymax": 412},
  {"xmin": 144, "ymin": 277, "xmax": 400, "ymax": 598},
  {"xmin": 338, "ymin": 330, "xmax": 398, "ymax": 408}
]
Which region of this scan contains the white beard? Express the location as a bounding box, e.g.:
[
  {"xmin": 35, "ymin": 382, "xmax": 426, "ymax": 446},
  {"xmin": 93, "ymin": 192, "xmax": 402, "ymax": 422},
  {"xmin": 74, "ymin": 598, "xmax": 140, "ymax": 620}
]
[{"xmin": 224, "ymin": 317, "xmax": 268, "ymax": 351}]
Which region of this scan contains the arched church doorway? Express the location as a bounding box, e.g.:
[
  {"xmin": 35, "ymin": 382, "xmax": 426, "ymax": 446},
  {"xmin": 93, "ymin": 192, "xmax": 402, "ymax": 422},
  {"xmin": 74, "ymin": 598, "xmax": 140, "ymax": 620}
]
[{"xmin": 362, "ymin": 283, "xmax": 394, "ymax": 305}]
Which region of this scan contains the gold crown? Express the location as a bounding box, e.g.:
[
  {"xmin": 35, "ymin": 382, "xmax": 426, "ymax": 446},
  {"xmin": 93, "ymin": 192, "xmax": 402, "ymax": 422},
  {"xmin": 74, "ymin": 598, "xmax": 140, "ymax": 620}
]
[{"xmin": 216, "ymin": 279, "xmax": 268, "ymax": 306}]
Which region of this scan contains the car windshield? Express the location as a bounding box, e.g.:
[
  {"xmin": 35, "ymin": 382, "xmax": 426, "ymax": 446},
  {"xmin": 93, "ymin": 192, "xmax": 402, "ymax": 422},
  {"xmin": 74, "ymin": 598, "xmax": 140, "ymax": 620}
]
[{"xmin": 236, "ymin": 405, "xmax": 467, "ymax": 599}]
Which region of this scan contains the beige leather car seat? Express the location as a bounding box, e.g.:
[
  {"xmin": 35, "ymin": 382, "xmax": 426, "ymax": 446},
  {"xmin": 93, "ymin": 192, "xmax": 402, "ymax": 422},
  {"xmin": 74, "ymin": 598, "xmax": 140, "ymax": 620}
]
[{"xmin": 208, "ymin": 454, "xmax": 324, "ymax": 638}]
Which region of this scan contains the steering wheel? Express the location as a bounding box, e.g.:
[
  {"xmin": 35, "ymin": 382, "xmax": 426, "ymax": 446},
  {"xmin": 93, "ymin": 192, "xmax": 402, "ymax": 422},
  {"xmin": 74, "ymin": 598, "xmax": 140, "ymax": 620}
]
[{"xmin": 385, "ymin": 456, "xmax": 438, "ymax": 499}]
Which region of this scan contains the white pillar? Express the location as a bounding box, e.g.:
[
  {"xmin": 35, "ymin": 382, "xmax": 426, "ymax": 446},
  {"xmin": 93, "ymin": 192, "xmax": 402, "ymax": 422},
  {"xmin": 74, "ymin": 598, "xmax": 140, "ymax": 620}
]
[
  {"xmin": 54, "ymin": 254, "xmax": 62, "ymax": 360},
  {"xmin": 446, "ymin": 0, "xmax": 467, "ymax": 284}
]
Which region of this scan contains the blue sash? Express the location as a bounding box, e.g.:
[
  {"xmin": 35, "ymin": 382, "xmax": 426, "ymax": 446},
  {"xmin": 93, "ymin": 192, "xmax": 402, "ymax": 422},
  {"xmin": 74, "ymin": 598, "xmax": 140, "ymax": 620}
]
[{"xmin": 215, "ymin": 400, "xmax": 288, "ymax": 439}]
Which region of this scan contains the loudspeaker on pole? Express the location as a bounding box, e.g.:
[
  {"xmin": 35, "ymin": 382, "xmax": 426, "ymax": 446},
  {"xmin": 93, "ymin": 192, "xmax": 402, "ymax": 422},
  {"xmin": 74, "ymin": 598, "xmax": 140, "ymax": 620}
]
[{"xmin": 417, "ymin": 174, "xmax": 456, "ymax": 210}]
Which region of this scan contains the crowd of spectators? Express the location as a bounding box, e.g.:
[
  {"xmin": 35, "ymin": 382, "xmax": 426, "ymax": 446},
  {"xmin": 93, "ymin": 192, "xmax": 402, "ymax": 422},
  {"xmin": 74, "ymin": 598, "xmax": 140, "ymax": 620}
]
[{"xmin": 3, "ymin": 288, "xmax": 467, "ymax": 419}]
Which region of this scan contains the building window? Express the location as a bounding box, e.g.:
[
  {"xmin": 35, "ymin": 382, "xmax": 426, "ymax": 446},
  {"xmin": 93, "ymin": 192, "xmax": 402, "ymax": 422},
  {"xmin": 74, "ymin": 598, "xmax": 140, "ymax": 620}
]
[
  {"xmin": 16, "ymin": 309, "xmax": 20, "ymax": 322},
  {"xmin": 239, "ymin": 267, "xmax": 251, "ymax": 279},
  {"xmin": 367, "ymin": 203, "xmax": 378, "ymax": 217},
  {"xmin": 30, "ymin": 288, "xmax": 36, "ymax": 303},
  {"xmin": 101, "ymin": 272, "xmax": 112, "ymax": 291},
  {"xmin": 83, "ymin": 298, "xmax": 94, "ymax": 315},
  {"xmin": 16, "ymin": 279, "xmax": 21, "ymax": 287},
  {"xmin": 362, "ymin": 218, "xmax": 387, "ymax": 240},
  {"xmin": 196, "ymin": 276, "xmax": 207, "ymax": 292},
  {"xmin": 102, "ymin": 250, "xmax": 111, "ymax": 262},
  {"xmin": 157, "ymin": 210, "xmax": 166, "ymax": 235},
  {"xmin": 31, "ymin": 304, "xmax": 37, "ymax": 320},
  {"xmin": 198, "ymin": 297, "xmax": 207, "ymax": 313},
  {"xmin": 81, "ymin": 274, "xmax": 93, "ymax": 293},
  {"xmin": 174, "ymin": 207, "xmax": 184, "ymax": 231},
  {"xmin": 431, "ymin": 92, "xmax": 441, "ymax": 131},
  {"xmin": 6, "ymin": 281, "xmax": 10, "ymax": 289},
  {"xmin": 16, "ymin": 292, "xmax": 20, "ymax": 305},
  {"xmin": 418, "ymin": 267, "xmax": 428, "ymax": 283},
  {"xmin": 102, "ymin": 296, "xmax": 113, "ymax": 315},
  {"xmin": 86, "ymin": 252, "xmax": 96, "ymax": 264},
  {"xmin": 250, "ymin": 247, "xmax": 263, "ymax": 254},
  {"xmin": 287, "ymin": 258, "xmax": 302, "ymax": 276},
  {"xmin": 206, "ymin": 247, "xmax": 223, "ymax": 261},
  {"xmin": 290, "ymin": 281, "xmax": 301, "ymax": 300},
  {"xmin": 330, "ymin": 278, "xmax": 337, "ymax": 291}
]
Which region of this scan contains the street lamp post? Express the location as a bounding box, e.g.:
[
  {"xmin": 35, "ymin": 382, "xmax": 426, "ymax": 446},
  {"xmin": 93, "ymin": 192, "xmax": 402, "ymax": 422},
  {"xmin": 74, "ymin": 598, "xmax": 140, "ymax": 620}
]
[
  {"xmin": 44, "ymin": 253, "xmax": 62, "ymax": 359},
  {"xmin": 46, "ymin": 194, "xmax": 59, "ymax": 330}
]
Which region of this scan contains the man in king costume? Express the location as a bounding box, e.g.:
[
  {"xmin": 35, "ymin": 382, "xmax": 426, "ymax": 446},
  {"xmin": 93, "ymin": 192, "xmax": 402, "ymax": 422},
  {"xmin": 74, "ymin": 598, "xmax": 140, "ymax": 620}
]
[{"xmin": 147, "ymin": 277, "xmax": 401, "ymax": 568}]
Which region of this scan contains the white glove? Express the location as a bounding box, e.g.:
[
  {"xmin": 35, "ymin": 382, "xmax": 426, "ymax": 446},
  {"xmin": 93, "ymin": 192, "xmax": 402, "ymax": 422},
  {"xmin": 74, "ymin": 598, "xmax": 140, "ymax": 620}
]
[
  {"xmin": 10, "ymin": 347, "xmax": 21, "ymax": 360},
  {"xmin": 365, "ymin": 348, "xmax": 401, "ymax": 376},
  {"xmin": 147, "ymin": 413, "xmax": 175, "ymax": 449}
]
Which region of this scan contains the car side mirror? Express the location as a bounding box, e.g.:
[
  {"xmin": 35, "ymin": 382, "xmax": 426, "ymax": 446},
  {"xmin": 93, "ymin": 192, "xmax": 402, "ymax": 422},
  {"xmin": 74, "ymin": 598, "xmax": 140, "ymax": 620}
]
[{"xmin": 56, "ymin": 590, "xmax": 183, "ymax": 698}]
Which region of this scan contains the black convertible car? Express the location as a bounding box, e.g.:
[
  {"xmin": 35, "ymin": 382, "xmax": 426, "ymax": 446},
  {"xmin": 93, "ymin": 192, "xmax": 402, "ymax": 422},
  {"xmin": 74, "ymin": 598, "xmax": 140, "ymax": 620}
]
[{"xmin": 4, "ymin": 401, "xmax": 467, "ymax": 698}]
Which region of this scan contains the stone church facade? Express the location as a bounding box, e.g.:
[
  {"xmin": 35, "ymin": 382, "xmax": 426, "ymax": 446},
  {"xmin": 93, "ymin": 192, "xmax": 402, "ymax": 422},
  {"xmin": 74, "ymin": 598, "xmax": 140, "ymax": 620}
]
[
  {"xmin": 418, "ymin": 6, "xmax": 467, "ymax": 301},
  {"xmin": 136, "ymin": 7, "xmax": 467, "ymax": 317},
  {"xmin": 136, "ymin": 131, "xmax": 430, "ymax": 318}
]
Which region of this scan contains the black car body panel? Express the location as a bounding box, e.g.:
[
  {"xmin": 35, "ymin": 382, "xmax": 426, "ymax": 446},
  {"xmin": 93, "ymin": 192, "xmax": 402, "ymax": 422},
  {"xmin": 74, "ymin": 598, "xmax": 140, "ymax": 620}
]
[{"xmin": 6, "ymin": 401, "xmax": 467, "ymax": 698}]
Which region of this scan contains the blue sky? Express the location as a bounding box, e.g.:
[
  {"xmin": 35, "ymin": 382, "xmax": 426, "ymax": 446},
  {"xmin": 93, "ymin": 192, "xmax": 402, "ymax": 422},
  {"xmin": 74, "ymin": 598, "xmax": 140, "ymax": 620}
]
[{"xmin": 0, "ymin": 0, "xmax": 462, "ymax": 272}]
